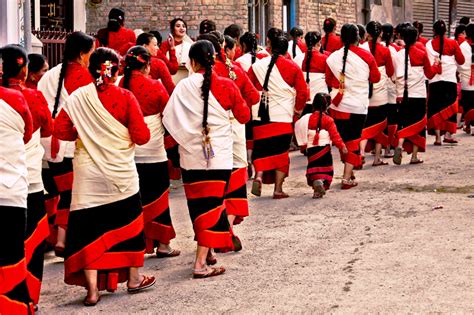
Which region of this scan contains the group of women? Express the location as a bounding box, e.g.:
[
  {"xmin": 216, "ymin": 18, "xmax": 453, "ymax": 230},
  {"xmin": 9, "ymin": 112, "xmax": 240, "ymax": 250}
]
[{"xmin": 0, "ymin": 7, "xmax": 472, "ymax": 312}]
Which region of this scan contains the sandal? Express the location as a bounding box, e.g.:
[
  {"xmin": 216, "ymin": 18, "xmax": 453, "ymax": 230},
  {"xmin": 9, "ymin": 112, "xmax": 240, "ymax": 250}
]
[
  {"xmin": 393, "ymin": 147, "xmax": 402, "ymax": 165},
  {"xmin": 341, "ymin": 179, "xmax": 358, "ymax": 190},
  {"xmin": 251, "ymin": 178, "xmax": 262, "ymax": 197},
  {"xmin": 206, "ymin": 250, "xmax": 217, "ymax": 265},
  {"xmin": 409, "ymin": 158, "xmax": 424, "ymax": 164},
  {"xmin": 192, "ymin": 266, "xmax": 226, "ymax": 279},
  {"xmin": 372, "ymin": 160, "xmax": 388, "ymax": 167},
  {"xmin": 384, "ymin": 150, "xmax": 394, "ymax": 158},
  {"xmin": 443, "ymin": 138, "xmax": 458, "ymax": 144},
  {"xmin": 433, "ymin": 141, "xmax": 442, "ymax": 146},
  {"xmin": 273, "ymin": 191, "xmax": 289, "ymax": 199},
  {"xmin": 127, "ymin": 275, "xmax": 156, "ymax": 293},
  {"xmin": 312, "ymin": 180, "xmax": 326, "ymax": 199},
  {"xmin": 83, "ymin": 290, "xmax": 101, "ymax": 307},
  {"xmin": 156, "ymin": 248, "xmax": 181, "ymax": 258}
]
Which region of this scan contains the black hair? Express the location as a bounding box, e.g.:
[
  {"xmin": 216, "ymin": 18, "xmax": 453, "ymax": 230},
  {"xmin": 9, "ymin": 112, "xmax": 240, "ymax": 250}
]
[
  {"xmin": 136, "ymin": 32, "xmax": 155, "ymax": 46},
  {"xmin": 322, "ymin": 18, "xmax": 337, "ymax": 52},
  {"xmin": 170, "ymin": 18, "xmax": 187, "ymax": 36},
  {"xmin": 122, "ymin": 46, "xmax": 151, "ymax": 90},
  {"xmin": 188, "ymin": 40, "xmax": 215, "ymax": 134},
  {"xmin": 224, "ymin": 24, "xmax": 242, "ymax": 40},
  {"xmin": 413, "ymin": 21, "xmax": 424, "ymax": 37},
  {"xmin": 0, "ymin": 44, "xmax": 28, "ymax": 88},
  {"xmin": 197, "ymin": 32, "xmax": 223, "ymax": 61},
  {"xmin": 366, "ymin": 21, "xmax": 382, "ymax": 98},
  {"xmin": 304, "ymin": 31, "xmax": 322, "ymax": 84},
  {"xmin": 434, "ymin": 20, "xmax": 447, "ymax": 61},
  {"xmin": 381, "ymin": 23, "xmax": 394, "ymax": 48},
  {"xmin": 357, "ymin": 24, "xmax": 366, "ymax": 42},
  {"xmin": 258, "ymin": 36, "xmax": 288, "ymax": 122},
  {"xmin": 149, "ymin": 31, "xmax": 163, "ymax": 46},
  {"xmin": 460, "ymin": 17, "xmax": 471, "ymax": 25},
  {"xmin": 395, "ymin": 22, "xmax": 412, "ymax": 40},
  {"xmin": 28, "ymin": 53, "xmax": 46, "ymax": 74},
  {"xmin": 267, "ymin": 27, "xmax": 284, "ymax": 45},
  {"xmin": 108, "ymin": 8, "xmax": 125, "ymax": 32},
  {"xmin": 199, "ymin": 19, "xmax": 217, "ymax": 35},
  {"xmin": 466, "ymin": 23, "xmax": 474, "ymax": 63},
  {"xmin": 52, "ymin": 31, "xmax": 94, "ymax": 119},
  {"xmin": 402, "ymin": 26, "xmax": 418, "ymax": 102},
  {"xmin": 88, "ymin": 47, "xmax": 120, "ymax": 88},
  {"xmin": 224, "ymin": 35, "xmax": 236, "ymax": 50},
  {"xmin": 290, "ymin": 26, "xmax": 304, "ymax": 58},
  {"xmin": 340, "ymin": 24, "xmax": 359, "ymax": 79},
  {"xmin": 312, "ymin": 92, "xmax": 331, "ymax": 133},
  {"xmin": 454, "ymin": 24, "xmax": 467, "ymax": 41},
  {"xmin": 240, "ymin": 32, "xmax": 258, "ymax": 64}
]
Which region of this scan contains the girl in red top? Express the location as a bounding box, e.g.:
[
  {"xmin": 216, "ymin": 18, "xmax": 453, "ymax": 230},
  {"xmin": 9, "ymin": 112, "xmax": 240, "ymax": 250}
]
[
  {"xmin": 224, "ymin": 24, "xmax": 244, "ymax": 60},
  {"xmin": 26, "ymin": 53, "xmax": 49, "ymax": 89},
  {"xmin": 321, "ymin": 18, "xmax": 343, "ymax": 54},
  {"xmin": 149, "ymin": 30, "xmax": 179, "ymax": 75},
  {"xmin": 2, "ymin": 45, "xmax": 53, "ymax": 308},
  {"xmin": 289, "ymin": 26, "xmax": 307, "ymax": 59},
  {"xmin": 295, "ymin": 93, "xmax": 347, "ymax": 198},
  {"xmin": 160, "ymin": 18, "xmax": 193, "ymax": 70},
  {"xmin": 96, "ymin": 8, "xmax": 136, "ymax": 55},
  {"xmin": 413, "ymin": 21, "xmax": 429, "ymax": 45},
  {"xmin": 120, "ymin": 46, "xmax": 180, "ymax": 259}
]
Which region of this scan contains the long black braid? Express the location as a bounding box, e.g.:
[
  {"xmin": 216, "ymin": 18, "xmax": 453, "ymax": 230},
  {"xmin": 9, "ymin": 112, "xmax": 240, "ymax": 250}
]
[
  {"xmin": 402, "ymin": 26, "xmax": 418, "ymax": 102},
  {"xmin": 381, "ymin": 23, "xmax": 394, "ymax": 49},
  {"xmin": 434, "ymin": 20, "xmax": 447, "ymax": 62},
  {"xmin": 122, "ymin": 46, "xmax": 151, "ymax": 90},
  {"xmin": 366, "ymin": 21, "xmax": 382, "ymax": 98},
  {"xmin": 240, "ymin": 32, "xmax": 258, "ymax": 64},
  {"xmin": 304, "ymin": 32, "xmax": 322, "ymax": 85},
  {"xmin": 466, "ymin": 24, "xmax": 474, "ymax": 63},
  {"xmin": 322, "ymin": 18, "xmax": 336, "ymax": 53},
  {"xmin": 312, "ymin": 93, "xmax": 331, "ymax": 135},
  {"xmin": 290, "ymin": 27, "xmax": 303, "ymax": 58}
]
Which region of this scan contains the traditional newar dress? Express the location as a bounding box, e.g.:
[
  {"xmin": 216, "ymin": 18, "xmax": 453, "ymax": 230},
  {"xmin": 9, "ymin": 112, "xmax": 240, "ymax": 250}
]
[
  {"xmin": 160, "ymin": 37, "xmax": 193, "ymax": 83},
  {"xmin": 96, "ymin": 26, "xmax": 137, "ymax": 56},
  {"xmin": 321, "ymin": 33, "xmax": 343, "ymax": 54},
  {"xmin": 359, "ymin": 41, "xmax": 395, "ymax": 152},
  {"xmin": 288, "ymin": 38, "xmax": 307, "ymax": 60},
  {"xmin": 120, "ymin": 71, "xmax": 176, "ymax": 253},
  {"xmin": 382, "ymin": 42, "xmax": 401, "ymax": 148},
  {"xmin": 295, "ymin": 112, "xmax": 345, "ymax": 190},
  {"xmin": 163, "ymin": 71, "xmax": 250, "ymax": 249},
  {"xmin": 247, "ymin": 55, "xmax": 307, "ymax": 184},
  {"xmin": 38, "ymin": 62, "xmax": 94, "ymax": 242},
  {"xmin": 9, "ymin": 79, "xmax": 53, "ymax": 306},
  {"xmin": 426, "ymin": 36, "xmax": 465, "ymax": 135},
  {"xmin": 326, "ymin": 46, "xmax": 381, "ymax": 168},
  {"xmin": 149, "ymin": 57, "xmax": 176, "ymax": 95},
  {"xmin": 54, "ymin": 83, "xmax": 150, "ymax": 292},
  {"xmin": 458, "ymin": 39, "xmax": 474, "ymax": 128},
  {"xmin": 393, "ymin": 45, "xmax": 439, "ymax": 153},
  {"xmin": 214, "ymin": 56, "xmax": 260, "ymax": 223},
  {"xmin": 0, "ymin": 87, "xmax": 34, "ymax": 314}
]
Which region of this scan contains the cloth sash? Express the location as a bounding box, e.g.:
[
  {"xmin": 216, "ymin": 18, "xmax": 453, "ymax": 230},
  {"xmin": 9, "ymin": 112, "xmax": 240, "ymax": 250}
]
[
  {"xmin": 386, "ymin": 44, "xmax": 398, "ymax": 103},
  {"xmin": 236, "ymin": 53, "xmax": 253, "ymax": 72},
  {"xmin": 458, "ymin": 42, "xmax": 474, "ymax": 91},
  {"xmin": 37, "ymin": 63, "xmax": 75, "ymax": 162},
  {"xmin": 230, "ymin": 113, "xmax": 248, "ymax": 168},
  {"xmin": 426, "ymin": 40, "xmax": 457, "ymax": 84},
  {"xmin": 369, "ymin": 65, "xmax": 388, "ymax": 106},
  {"xmin": 0, "ymin": 100, "xmax": 28, "ymax": 208},
  {"xmin": 163, "ymin": 73, "xmax": 233, "ymax": 170},
  {"xmin": 251, "ymin": 56, "xmax": 296, "ymax": 122},
  {"xmin": 25, "ymin": 130, "xmax": 44, "ymax": 193},
  {"xmin": 293, "ymin": 53, "xmax": 304, "ymax": 69},
  {"xmin": 294, "ymin": 113, "xmax": 330, "ymax": 148},
  {"xmin": 394, "ymin": 50, "xmax": 427, "ymax": 98},
  {"xmin": 135, "ymin": 114, "xmax": 167, "ymax": 163},
  {"xmin": 304, "ymin": 72, "xmax": 328, "ymax": 102},
  {"xmin": 327, "ymin": 48, "xmax": 371, "ymax": 114},
  {"xmin": 63, "ymin": 83, "xmax": 139, "ymax": 210}
]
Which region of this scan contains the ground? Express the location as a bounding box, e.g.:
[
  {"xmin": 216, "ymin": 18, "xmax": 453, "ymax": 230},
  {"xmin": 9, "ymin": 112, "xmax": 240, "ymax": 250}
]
[{"xmin": 39, "ymin": 133, "xmax": 474, "ymax": 314}]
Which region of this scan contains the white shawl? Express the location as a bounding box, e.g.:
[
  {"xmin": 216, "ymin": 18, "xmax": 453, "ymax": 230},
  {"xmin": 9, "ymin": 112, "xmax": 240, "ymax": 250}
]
[
  {"xmin": 426, "ymin": 40, "xmax": 458, "ymax": 84},
  {"xmin": 135, "ymin": 114, "xmax": 167, "ymax": 164}
]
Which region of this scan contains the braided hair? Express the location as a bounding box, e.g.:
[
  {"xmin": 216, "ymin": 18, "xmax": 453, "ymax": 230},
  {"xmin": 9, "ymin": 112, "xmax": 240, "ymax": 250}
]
[
  {"xmin": 259, "ymin": 36, "xmax": 288, "ymax": 122},
  {"xmin": 290, "ymin": 26, "xmax": 304, "ymax": 58},
  {"xmin": 122, "ymin": 46, "xmax": 151, "ymax": 90},
  {"xmin": 240, "ymin": 32, "xmax": 258, "ymax": 64},
  {"xmin": 413, "ymin": 21, "xmax": 423, "ymax": 40},
  {"xmin": 322, "ymin": 18, "xmax": 337, "ymax": 52},
  {"xmin": 434, "ymin": 20, "xmax": 447, "ymax": 62},
  {"xmin": 267, "ymin": 27, "xmax": 284, "ymax": 49},
  {"xmin": 312, "ymin": 92, "xmax": 332, "ymax": 141},
  {"xmin": 357, "ymin": 24, "xmax": 367, "ymax": 43},
  {"xmin": 304, "ymin": 31, "xmax": 322, "ymax": 85},
  {"xmin": 381, "ymin": 23, "xmax": 394, "ymax": 48},
  {"xmin": 402, "ymin": 26, "xmax": 418, "ymax": 102},
  {"xmin": 0, "ymin": 45, "xmax": 28, "ymax": 88},
  {"xmin": 97, "ymin": 8, "xmax": 125, "ymax": 47},
  {"xmin": 52, "ymin": 31, "xmax": 94, "ymax": 119},
  {"xmin": 197, "ymin": 32, "xmax": 222, "ymax": 61},
  {"xmin": 199, "ymin": 19, "xmax": 217, "ymax": 35},
  {"xmin": 366, "ymin": 21, "xmax": 382, "ymax": 98},
  {"xmin": 189, "ymin": 40, "xmax": 216, "ymax": 134},
  {"xmin": 88, "ymin": 47, "xmax": 119, "ymax": 89},
  {"xmin": 340, "ymin": 24, "xmax": 359, "ymax": 78}
]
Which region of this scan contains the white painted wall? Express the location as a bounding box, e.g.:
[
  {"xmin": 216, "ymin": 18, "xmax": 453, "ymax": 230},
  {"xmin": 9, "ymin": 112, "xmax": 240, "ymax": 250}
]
[{"xmin": 0, "ymin": 0, "xmax": 23, "ymax": 46}]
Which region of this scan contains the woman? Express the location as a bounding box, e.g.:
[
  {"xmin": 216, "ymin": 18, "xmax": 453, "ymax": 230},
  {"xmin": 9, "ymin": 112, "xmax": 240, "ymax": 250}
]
[
  {"xmin": 426, "ymin": 20, "xmax": 465, "ymax": 144},
  {"xmin": 236, "ymin": 31, "xmax": 260, "ymax": 72},
  {"xmin": 149, "ymin": 30, "xmax": 179, "ymax": 75},
  {"xmin": 224, "ymin": 24, "xmax": 243, "ymax": 60},
  {"xmin": 294, "ymin": 31, "xmax": 329, "ymax": 117},
  {"xmin": 136, "ymin": 32, "xmax": 175, "ymax": 95},
  {"xmin": 325, "ymin": 23, "xmax": 381, "ymax": 189},
  {"xmin": 359, "ymin": 21, "xmax": 394, "ymax": 167},
  {"xmin": 393, "ymin": 26, "xmax": 440, "ymax": 165},
  {"xmin": 2, "ymin": 45, "xmax": 53, "ymax": 309},
  {"xmin": 248, "ymin": 36, "xmax": 307, "ymax": 198},
  {"xmin": 458, "ymin": 23, "xmax": 474, "ymax": 135},
  {"xmin": 37, "ymin": 31, "xmax": 95, "ymax": 257},
  {"xmin": 96, "ymin": 8, "xmax": 136, "ymax": 55},
  {"xmin": 413, "ymin": 21, "xmax": 429, "ymax": 45},
  {"xmin": 120, "ymin": 46, "xmax": 179, "ymax": 258},
  {"xmin": 288, "ymin": 26, "xmax": 307, "ymax": 60},
  {"xmin": 0, "ymin": 86, "xmax": 33, "ymax": 314},
  {"xmin": 54, "ymin": 47, "xmax": 155, "ymax": 306},
  {"xmin": 163, "ymin": 40, "xmax": 250, "ymax": 277},
  {"xmin": 454, "ymin": 24, "xmax": 467, "ymax": 128},
  {"xmin": 26, "ymin": 53, "xmax": 49, "ymax": 89},
  {"xmin": 321, "ymin": 18, "xmax": 343, "ymax": 54},
  {"xmin": 357, "ymin": 24, "xmax": 367, "ymax": 45}
]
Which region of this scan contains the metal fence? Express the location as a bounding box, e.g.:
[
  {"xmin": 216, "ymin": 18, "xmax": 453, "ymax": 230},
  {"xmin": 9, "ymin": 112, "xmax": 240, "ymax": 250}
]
[{"xmin": 32, "ymin": 29, "xmax": 69, "ymax": 67}]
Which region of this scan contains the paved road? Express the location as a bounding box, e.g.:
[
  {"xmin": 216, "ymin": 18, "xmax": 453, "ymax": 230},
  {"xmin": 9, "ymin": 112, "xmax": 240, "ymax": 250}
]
[{"xmin": 39, "ymin": 133, "xmax": 474, "ymax": 314}]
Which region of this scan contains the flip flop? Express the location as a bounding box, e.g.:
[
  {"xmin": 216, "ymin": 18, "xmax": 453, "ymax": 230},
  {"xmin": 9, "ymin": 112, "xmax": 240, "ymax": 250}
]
[
  {"xmin": 206, "ymin": 252, "xmax": 217, "ymax": 265},
  {"xmin": 409, "ymin": 159, "xmax": 424, "ymax": 164},
  {"xmin": 156, "ymin": 249, "xmax": 181, "ymax": 258},
  {"xmin": 273, "ymin": 192, "xmax": 289, "ymax": 199},
  {"xmin": 83, "ymin": 292, "xmax": 101, "ymax": 307},
  {"xmin": 251, "ymin": 178, "xmax": 262, "ymax": 197},
  {"xmin": 127, "ymin": 275, "xmax": 156, "ymax": 293},
  {"xmin": 341, "ymin": 179, "xmax": 358, "ymax": 190},
  {"xmin": 192, "ymin": 266, "xmax": 226, "ymax": 279},
  {"xmin": 312, "ymin": 180, "xmax": 326, "ymax": 198},
  {"xmin": 443, "ymin": 138, "xmax": 458, "ymax": 144},
  {"xmin": 372, "ymin": 160, "xmax": 389, "ymax": 167},
  {"xmin": 393, "ymin": 147, "xmax": 402, "ymax": 165},
  {"xmin": 433, "ymin": 141, "xmax": 442, "ymax": 146}
]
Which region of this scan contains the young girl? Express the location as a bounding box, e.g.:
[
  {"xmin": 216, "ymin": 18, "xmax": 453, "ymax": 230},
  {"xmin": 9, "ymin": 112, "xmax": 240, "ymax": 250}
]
[{"xmin": 295, "ymin": 93, "xmax": 347, "ymax": 198}]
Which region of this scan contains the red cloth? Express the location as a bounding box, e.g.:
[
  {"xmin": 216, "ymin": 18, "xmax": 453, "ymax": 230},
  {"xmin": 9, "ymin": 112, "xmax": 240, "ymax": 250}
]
[
  {"xmin": 308, "ymin": 112, "xmax": 345, "ymax": 150},
  {"xmin": 408, "ymin": 45, "xmax": 441, "ymax": 80},
  {"xmin": 418, "ymin": 36, "xmax": 429, "ymax": 45},
  {"xmin": 119, "ymin": 71, "xmax": 169, "ymax": 116},
  {"xmin": 149, "ymin": 58, "xmax": 175, "ymax": 95},
  {"xmin": 96, "ymin": 26, "xmax": 136, "ymax": 53},
  {"xmin": 430, "ymin": 36, "xmax": 465, "ymax": 64},
  {"xmin": 64, "ymin": 62, "xmax": 94, "ymax": 95},
  {"xmin": 54, "ymin": 84, "xmax": 150, "ymax": 145},
  {"xmin": 296, "ymin": 38, "xmax": 308, "ymax": 53},
  {"xmin": 247, "ymin": 56, "xmax": 308, "ymax": 111},
  {"xmin": 302, "ymin": 50, "xmax": 328, "ymax": 73},
  {"xmin": 0, "ymin": 86, "xmax": 33, "ymax": 143},
  {"xmin": 234, "ymin": 46, "xmax": 243, "ymax": 60},
  {"xmin": 321, "ymin": 33, "xmax": 343, "ymax": 53},
  {"xmin": 366, "ymin": 42, "xmax": 395, "ymax": 77},
  {"xmin": 8, "ymin": 79, "xmax": 52, "ymax": 137},
  {"xmin": 155, "ymin": 50, "xmax": 178, "ymax": 75}
]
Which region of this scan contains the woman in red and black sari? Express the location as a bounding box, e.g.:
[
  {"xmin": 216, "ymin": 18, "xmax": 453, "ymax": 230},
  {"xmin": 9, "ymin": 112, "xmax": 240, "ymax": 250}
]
[
  {"xmin": 96, "ymin": 8, "xmax": 136, "ymax": 56},
  {"xmin": 163, "ymin": 40, "xmax": 250, "ymax": 278},
  {"xmin": 2, "ymin": 45, "xmax": 53, "ymax": 309},
  {"xmin": 38, "ymin": 32, "xmax": 95, "ymax": 257},
  {"xmin": 121, "ymin": 46, "xmax": 179, "ymax": 258},
  {"xmin": 54, "ymin": 48, "xmax": 155, "ymax": 306},
  {"xmin": 0, "ymin": 85, "xmax": 34, "ymax": 314},
  {"xmin": 458, "ymin": 24, "xmax": 474, "ymax": 135},
  {"xmin": 248, "ymin": 36, "xmax": 307, "ymax": 198}
]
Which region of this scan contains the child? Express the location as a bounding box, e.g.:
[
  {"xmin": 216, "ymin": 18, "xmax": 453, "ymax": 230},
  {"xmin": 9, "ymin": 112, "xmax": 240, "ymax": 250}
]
[{"xmin": 295, "ymin": 93, "xmax": 347, "ymax": 198}]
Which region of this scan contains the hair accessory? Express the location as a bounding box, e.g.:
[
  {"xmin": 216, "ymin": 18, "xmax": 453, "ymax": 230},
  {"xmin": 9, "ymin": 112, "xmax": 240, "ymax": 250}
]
[
  {"xmin": 17, "ymin": 57, "xmax": 24, "ymax": 66},
  {"xmin": 127, "ymin": 53, "xmax": 147, "ymax": 64},
  {"xmin": 95, "ymin": 60, "xmax": 116, "ymax": 86},
  {"xmin": 225, "ymin": 57, "xmax": 237, "ymax": 80},
  {"xmin": 202, "ymin": 126, "xmax": 215, "ymax": 167}
]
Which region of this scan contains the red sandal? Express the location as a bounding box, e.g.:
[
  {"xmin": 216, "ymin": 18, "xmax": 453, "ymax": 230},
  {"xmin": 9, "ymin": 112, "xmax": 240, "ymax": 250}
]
[{"xmin": 127, "ymin": 275, "xmax": 156, "ymax": 293}]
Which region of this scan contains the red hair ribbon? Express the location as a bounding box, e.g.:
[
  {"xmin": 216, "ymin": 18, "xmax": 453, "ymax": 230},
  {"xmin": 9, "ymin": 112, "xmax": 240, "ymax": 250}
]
[
  {"xmin": 17, "ymin": 57, "xmax": 24, "ymax": 66},
  {"xmin": 127, "ymin": 53, "xmax": 147, "ymax": 64}
]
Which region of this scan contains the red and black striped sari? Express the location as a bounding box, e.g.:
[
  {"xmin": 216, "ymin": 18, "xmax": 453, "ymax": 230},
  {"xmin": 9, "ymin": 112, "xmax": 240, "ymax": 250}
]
[
  {"xmin": 41, "ymin": 168, "xmax": 59, "ymax": 247},
  {"xmin": 427, "ymin": 81, "xmax": 458, "ymax": 134},
  {"xmin": 137, "ymin": 162, "xmax": 176, "ymax": 253},
  {"xmin": 386, "ymin": 103, "xmax": 399, "ymax": 147},
  {"xmin": 361, "ymin": 105, "xmax": 389, "ymax": 152},
  {"xmin": 164, "ymin": 131, "xmax": 181, "ymax": 180},
  {"xmin": 461, "ymin": 90, "xmax": 474, "ymax": 127},
  {"xmin": 47, "ymin": 158, "xmax": 73, "ymax": 231},
  {"xmin": 306, "ymin": 145, "xmax": 334, "ymax": 190},
  {"xmin": 224, "ymin": 167, "xmax": 249, "ymax": 224},
  {"xmin": 397, "ymin": 98, "xmax": 427, "ymax": 153}
]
